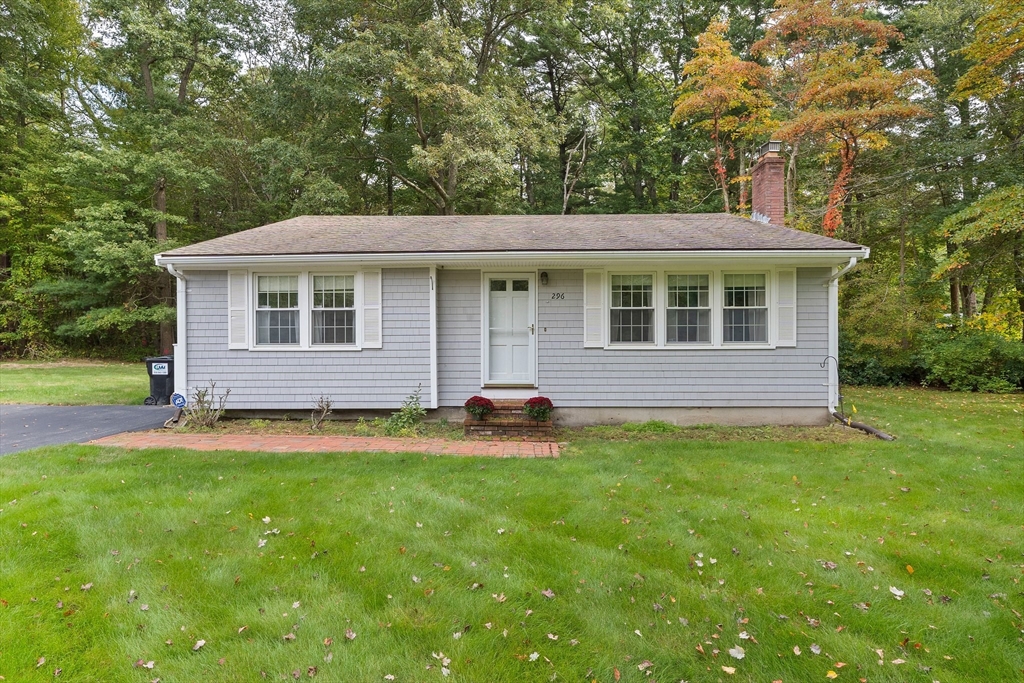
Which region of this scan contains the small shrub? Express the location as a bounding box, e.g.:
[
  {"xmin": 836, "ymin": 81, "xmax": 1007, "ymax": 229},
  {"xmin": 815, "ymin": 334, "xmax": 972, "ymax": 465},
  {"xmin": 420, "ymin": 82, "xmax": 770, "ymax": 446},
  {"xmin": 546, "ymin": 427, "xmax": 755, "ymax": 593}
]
[
  {"xmin": 464, "ymin": 395, "xmax": 495, "ymax": 420},
  {"xmin": 621, "ymin": 420, "xmax": 679, "ymax": 435},
  {"xmin": 183, "ymin": 381, "xmax": 230, "ymax": 428},
  {"xmin": 311, "ymin": 395, "xmax": 333, "ymax": 431},
  {"xmin": 384, "ymin": 385, "xmax": 427, "ymax": 436},
  {"xmin": 249, "ymin": 418, "xmax": 270, "ymax": 430},
  {"xmin": 523, "ymin": 396, "xmax": 554, "ymax": 421},
  {"xmin": 353, "ymin": 417, "xmax": 373, "ymax": 436}
]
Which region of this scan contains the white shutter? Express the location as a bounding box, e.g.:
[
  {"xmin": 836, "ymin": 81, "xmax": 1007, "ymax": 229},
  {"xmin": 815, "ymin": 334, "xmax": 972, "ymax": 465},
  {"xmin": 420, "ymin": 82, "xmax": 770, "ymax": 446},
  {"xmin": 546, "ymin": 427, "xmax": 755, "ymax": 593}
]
[
  {"xmin": 583, "ymin": 269, "xmax": 605, "ymax": 348},
  {"xmin": 776, "ymin": 268, "xmax": 797, "ymax": 347},
  {"xmin": 227, "ymin": 270, "xmax": 249, "ymax": 349},
  {"xmin": 360, "ymin": 269, "xmax": 383, "ymax": 348}
]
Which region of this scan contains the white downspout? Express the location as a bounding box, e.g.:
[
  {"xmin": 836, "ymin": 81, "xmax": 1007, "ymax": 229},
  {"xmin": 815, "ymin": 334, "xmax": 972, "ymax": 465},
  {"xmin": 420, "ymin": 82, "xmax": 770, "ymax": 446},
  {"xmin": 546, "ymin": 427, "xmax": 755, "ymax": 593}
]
[
  {"xmin": 165, "ymin": 262, "xmax": 188, "ymax": 399},
  {"xmin": 428, "ymin": 265, "xmax": 438, "ymax": 410},
  {"xmin": 824, "ymin": 256, "xmax": 859, "ymax": 411}
]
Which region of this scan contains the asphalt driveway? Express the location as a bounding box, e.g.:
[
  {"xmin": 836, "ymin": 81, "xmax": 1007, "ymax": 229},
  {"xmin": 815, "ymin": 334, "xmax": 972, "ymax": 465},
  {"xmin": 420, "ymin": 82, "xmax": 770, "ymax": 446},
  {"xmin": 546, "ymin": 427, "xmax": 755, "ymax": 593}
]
[{"xmin": 0, "ymin": 405, "xmax": 176, "ymax": 455}]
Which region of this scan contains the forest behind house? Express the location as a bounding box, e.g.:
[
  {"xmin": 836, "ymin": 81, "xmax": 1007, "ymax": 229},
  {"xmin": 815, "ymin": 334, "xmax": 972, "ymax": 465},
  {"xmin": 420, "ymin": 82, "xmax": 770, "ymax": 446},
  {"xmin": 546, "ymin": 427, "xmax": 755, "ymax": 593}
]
[{"xmin": 0, "ymin": 0, "xmax": 1021, "ymax": 391}]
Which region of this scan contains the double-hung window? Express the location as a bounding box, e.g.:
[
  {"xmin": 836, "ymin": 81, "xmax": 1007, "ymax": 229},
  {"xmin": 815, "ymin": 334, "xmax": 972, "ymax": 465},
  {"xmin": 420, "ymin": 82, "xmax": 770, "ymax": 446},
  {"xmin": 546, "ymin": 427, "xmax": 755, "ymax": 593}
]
[
  {"xmin": 312, "ymin": 275, "xmax": 356, "ymax": 345},
  {"xmin": 667, "ymin": 274, "xmax": 710, "ymax": 343},
  {"xmin": 723, "ymin": 273, "xmax": 768, "ymax": 343},
  {"xmin": 610, "ymin": 274, "xmax": 654, "ymax": 343},
  {"xmin": 256, "ymin": 275, "xmax": 299, "ymax": 344}
]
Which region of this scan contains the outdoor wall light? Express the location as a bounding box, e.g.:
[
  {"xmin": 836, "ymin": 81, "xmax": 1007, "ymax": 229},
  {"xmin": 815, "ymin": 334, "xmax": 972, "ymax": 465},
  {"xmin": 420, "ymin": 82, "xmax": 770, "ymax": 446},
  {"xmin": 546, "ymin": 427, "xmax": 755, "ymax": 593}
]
[{"xmin": 540, "ymin": 271, "xmax": 549, "ymax": 285}]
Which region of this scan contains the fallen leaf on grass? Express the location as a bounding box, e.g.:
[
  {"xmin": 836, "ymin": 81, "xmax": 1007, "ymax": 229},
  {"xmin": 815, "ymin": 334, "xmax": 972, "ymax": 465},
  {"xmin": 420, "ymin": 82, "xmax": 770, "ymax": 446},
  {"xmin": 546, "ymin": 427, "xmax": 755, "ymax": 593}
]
[
  {"xmin": 541, "ymin": 589, "xmax": 555, "ymax": 599},
  {"xmin": 613, "ymin": 668, "xmax": 620, "ymax": 681},
  {"xmin": 283, "ymin": 633, "xmax": 296, "ymax": 641},
  {"xmin": 80, "ymin": 583, "xmax": 92, "ymax": 591},
  {"xmin": 906, "ymin": 565, "xmax": 914, "ymax": 574},
  {"xmin": 728, "ymin": 646, "xmax": 745, "ymax": 660},
  {"xmin": 826, "ymin": 671, "xmax": 838, "ymax": 679},
  {"xmin": 324, "ymin": 637, "xmax": 333, "ymax": 646},
  {"xmin": 547, "ymin": 633, "xmax": 558, "ymax": 640},
  {"xmin": 721, "ymin": 665, "xmax": 736, "ymax": 674},
  {"xmin": 345, "ymin": 628, "xmax": 356, "ymax": 641},
  {"xmin": 37, "ymin": 657, "xmax": 46, "ymax": 668},
  {"xmin": 793, "ymin": 646, "xmax": 802, "ymax": 656},
  {"xmin": 810, "ymin": 644, "xmax": 821, "ymax": 655},
  {"xmin": 528, "ymin": 652, "xmax": 539, "ymax": 661},
  {"xmin": 889, "ymin": 586, "xmax": 905, "ymax": 600},
  {"xmin": 822, "ymin": 561, "xmax": 837, "ymax": 570},
  {"xmin": 891, "ymin": 658, "xmax": 906, "ymax": 665},
  {"xmin": 192, "ymin": 640, "xmax": 205, "ymax": 652},
  {"xmin": 637, "ymin": 660, "xmax": 653, "ymax": 671}
]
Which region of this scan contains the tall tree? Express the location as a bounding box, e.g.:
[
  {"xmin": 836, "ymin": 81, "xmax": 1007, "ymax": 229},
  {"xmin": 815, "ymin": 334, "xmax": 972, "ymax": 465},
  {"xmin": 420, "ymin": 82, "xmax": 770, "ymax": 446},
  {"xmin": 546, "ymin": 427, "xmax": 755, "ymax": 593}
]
[
  {"xmin": 671, "ymin": 20, "xmax": 771, "ymax": 213},
  {"xmin": 755, "ymin": 0, "xmax": 930, "ymax": 236}
]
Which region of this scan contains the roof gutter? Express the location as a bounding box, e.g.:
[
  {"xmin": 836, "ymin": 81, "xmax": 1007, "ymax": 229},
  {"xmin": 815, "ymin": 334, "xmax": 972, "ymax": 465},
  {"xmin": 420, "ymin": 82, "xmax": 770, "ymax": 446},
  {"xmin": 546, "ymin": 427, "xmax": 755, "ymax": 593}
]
[
  {"xmin": 825, "ymin": 255, "xmax": 862, "ymax": 284},
  {"xmin": 155, "ymin": 247, "xmax": 870, "ymax": 268}
]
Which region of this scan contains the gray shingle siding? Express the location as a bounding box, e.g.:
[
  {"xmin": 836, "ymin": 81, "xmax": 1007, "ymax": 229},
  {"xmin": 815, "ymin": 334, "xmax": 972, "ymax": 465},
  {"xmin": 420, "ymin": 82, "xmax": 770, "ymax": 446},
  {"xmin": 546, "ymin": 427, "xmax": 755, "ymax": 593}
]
[
  {"xmin": 185, "ymin": 268, "xmax": 431, "ymax": 409},
  {"xmin": 436, "ymin": 269, "xmax": 481, "ymax": 405},
  {"xmin": 532, "ymin": 268, "xmax": 830, "ymax": 408}
]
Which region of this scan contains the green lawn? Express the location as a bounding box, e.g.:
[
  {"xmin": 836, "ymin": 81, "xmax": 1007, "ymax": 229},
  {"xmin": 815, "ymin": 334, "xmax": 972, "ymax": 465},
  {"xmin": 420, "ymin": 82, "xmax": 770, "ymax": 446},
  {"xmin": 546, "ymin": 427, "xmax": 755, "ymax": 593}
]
[
  {"xmin": 0, "ymin": 388, "xmax": 1021, "ymax": 682},
  {"xmin": 0, "ymin": 361, "xmax": 151, "ymax": 405}
]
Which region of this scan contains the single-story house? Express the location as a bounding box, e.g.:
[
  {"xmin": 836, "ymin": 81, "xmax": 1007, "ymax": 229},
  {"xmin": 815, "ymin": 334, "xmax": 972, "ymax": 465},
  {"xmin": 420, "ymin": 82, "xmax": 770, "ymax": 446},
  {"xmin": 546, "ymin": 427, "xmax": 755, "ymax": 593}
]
[{"xmin": 155, "ymin": 143, "xmax": 868, "ymax": 425}]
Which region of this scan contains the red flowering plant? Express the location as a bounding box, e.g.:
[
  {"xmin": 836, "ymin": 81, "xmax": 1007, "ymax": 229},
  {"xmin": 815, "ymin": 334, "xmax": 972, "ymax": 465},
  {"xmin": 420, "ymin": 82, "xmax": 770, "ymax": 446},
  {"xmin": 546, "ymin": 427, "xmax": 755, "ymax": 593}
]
[
  {"xmin": 522, "ymin": 396, "xmax": 554, "ymax": 421},
  {"xmin": 464, "ymin": 395, "xmax": 496, "ymax": 420}
]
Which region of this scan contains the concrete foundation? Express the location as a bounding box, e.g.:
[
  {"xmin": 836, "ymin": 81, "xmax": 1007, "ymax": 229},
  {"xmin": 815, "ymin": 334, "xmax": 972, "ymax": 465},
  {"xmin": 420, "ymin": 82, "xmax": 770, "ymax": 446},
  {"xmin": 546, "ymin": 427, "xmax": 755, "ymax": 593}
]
[{"xmin": 225, "ymin": 406, "xmax": 829, "ymax": 427}]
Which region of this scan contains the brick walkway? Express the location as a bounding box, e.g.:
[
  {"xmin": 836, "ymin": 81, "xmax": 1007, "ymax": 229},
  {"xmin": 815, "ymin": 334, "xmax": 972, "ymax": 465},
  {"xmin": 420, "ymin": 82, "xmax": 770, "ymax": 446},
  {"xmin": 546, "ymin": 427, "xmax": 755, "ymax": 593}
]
[{"xmin": 88, "ymin": 432, "xmax": 559, "ymax": 458}]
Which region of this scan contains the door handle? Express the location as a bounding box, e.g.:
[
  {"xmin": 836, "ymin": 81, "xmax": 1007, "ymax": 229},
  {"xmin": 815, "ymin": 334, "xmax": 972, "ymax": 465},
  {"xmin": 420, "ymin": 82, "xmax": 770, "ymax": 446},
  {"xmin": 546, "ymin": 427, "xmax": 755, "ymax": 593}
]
[{"xmin": 528, "ymin": 324, "xmax": 535, "ymax": 334}]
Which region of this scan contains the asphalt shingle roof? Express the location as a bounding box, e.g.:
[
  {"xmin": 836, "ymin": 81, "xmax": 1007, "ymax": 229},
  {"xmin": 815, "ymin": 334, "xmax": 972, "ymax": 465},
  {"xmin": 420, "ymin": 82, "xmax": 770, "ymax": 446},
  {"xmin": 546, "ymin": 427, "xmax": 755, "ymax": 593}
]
[{"xmin": 161, "ymin": 214, "xmax": 865, "ymax": 257}]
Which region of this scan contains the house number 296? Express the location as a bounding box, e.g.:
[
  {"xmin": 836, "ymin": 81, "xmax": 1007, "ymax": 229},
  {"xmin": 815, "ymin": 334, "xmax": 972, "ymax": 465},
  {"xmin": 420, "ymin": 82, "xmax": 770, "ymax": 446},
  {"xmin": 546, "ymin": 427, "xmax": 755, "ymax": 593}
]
[{"xmin": 550, "ymin": 292, "xmax": 565, "ymax": 300}]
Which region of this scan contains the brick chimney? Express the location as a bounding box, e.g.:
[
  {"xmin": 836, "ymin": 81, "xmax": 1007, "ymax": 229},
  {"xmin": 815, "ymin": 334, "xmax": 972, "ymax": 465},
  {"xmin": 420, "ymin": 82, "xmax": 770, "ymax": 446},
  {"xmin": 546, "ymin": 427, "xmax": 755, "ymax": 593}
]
[{"xmin": 751, "ymin": 141, "xmax": 785, "ymax": 225}]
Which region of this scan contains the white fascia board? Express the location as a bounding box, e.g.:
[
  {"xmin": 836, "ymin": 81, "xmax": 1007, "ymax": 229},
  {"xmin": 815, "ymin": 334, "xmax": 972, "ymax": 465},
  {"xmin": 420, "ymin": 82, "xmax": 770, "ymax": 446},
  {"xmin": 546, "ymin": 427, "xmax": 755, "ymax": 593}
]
[{"xmin": 155, "ymin": 247, "xmax": 869, "ymax": 269}]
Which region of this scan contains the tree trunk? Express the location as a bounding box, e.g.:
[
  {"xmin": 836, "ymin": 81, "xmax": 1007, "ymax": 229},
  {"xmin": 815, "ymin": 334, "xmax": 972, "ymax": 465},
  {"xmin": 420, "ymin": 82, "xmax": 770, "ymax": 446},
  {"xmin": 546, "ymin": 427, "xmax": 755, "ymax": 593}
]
[
  {"xmin": 948, "ymin": 242, "xmax": 960, "ymax": 317},
  {"xmin": 785, "ymin": 140, "xmax": 799, "ymax": 220},
  {"xmin": 737, "ymin": 144, "xmax": 748, "ymax": 213},
  {"xmin": 1014, "ymin": 239, "xmax": 1024, "ymax": 342},
  {"xmin": 386, "ymin": 170, "xmax": 394, "ymax": 216},
  {"xmin": 960, "ymin": 284, "xmax": 977, "ymax": 317}
]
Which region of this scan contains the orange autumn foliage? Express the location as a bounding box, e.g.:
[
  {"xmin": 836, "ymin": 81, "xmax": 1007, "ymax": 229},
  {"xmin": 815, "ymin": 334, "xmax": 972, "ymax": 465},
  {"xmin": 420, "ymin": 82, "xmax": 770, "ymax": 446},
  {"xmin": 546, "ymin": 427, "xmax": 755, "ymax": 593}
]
[
  {"xmin": 755, "ymin": 0, "xmax": 931, "ymax": 237},
  {"xmin": 672, "ymin": 21, "xmax": 773, "ymax": 214}
]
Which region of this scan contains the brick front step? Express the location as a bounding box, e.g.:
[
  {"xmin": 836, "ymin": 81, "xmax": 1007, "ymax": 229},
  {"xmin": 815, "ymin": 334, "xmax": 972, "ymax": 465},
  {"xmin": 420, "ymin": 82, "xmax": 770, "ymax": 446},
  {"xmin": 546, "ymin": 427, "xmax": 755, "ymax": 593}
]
[{"xmin": 464, "ymin": 400, "xmax": 553, "ymax": 440}]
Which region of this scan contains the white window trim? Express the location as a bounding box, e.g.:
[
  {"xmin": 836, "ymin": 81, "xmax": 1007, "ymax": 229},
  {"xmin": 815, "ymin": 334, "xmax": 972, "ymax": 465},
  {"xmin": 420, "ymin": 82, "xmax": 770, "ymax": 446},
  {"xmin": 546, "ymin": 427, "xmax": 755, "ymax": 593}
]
[
  {"xmin": 594, "ymin": 268, "xmax": 782, "ymax": 350},
  {"xmin": 665, "ymin": 271, "xmax": 715, "ymax": 347},
  {"xmin": 721, "ymin": 270, "xmax": 772, "ymax": 347},
  {"xmin": 248, "ymin": 270, "xmax": 366, "ymax": 351},
  {"xmin": 309, "ymin": 272, "xmax": 360, "ymax": 350},
  {"xmin": 607, "ymin": 271, "xmax": 658, "ymax": 348}
]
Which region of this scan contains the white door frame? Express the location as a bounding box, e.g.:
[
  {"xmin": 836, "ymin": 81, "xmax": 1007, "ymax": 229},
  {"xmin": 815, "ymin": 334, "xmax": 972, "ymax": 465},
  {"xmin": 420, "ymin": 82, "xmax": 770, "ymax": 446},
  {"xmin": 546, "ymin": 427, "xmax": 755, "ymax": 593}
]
[{"xmin": 481, "ymin": 271, "xmax": 537, "ymax": 387}]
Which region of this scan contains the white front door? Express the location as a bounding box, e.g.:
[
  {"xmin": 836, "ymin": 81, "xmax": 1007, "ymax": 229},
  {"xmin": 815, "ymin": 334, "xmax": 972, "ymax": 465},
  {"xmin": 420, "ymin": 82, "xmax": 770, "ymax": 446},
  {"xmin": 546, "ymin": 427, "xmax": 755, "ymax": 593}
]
[{"xmin": 485, "ymin": 274, "xmax": 536, "ymax": 385}]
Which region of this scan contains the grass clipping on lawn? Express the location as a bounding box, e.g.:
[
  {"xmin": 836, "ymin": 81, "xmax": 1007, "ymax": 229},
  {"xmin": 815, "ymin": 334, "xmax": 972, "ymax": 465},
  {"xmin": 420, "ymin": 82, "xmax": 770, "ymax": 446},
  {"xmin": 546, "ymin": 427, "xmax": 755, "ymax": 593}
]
[{"xmin": 0, "ymin": 388, "xmax": 1020, "ymax": 681}]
